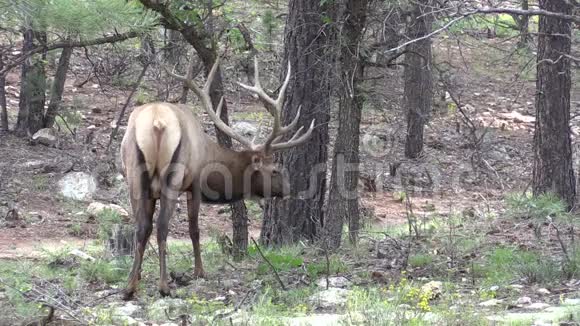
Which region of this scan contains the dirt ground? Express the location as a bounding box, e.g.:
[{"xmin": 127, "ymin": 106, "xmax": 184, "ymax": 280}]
[{"xmin": 1, "ymin": 34, "xmax": 579, "ymax": 259}]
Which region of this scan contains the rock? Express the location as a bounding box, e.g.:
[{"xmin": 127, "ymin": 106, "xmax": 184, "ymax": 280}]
[
  {"xmin": 32, "ymin": 128, "xmax": 57, "ymax": 146},
  {"xmin": 87, "ymin": 202, "xmax": 129, "ymax": 219},
  {"xmin": 115, "ymin": 302, "xmax": 141, "ymax": 317},
  {"xmin": 563, "ymin": 298, "xmax": 580, "ymax": 306},
  {"xmin": 499, "ymin": 111, "xmax": 535, "ymax": 124},
  {"xmin": 421, "ymin": 281, "xmax": 443, "ymax": 299},
  {"xmin": 58, "ymin": 172, "xmax": 97, "ymax": 201},
  {"xmin": 69, "ymin": 249, "xmax": 95, "ymax": 261},
  {"xmin": 526, "ymin": 302, "xmax": 550, "ymax": 310},
  {"xmin": 21, "ymin": 160, "xmax": 46, "ymax": 170},
  {"xmin": 489, "ymin": 285, "xmax": 500, "ymax": 292},
  {"xmin": 112, "ymin": 315, "xmax": 138, "ymax": 325},
  {"xmin": 479, "ymin": 299, "xmax": 502, "ymax": 307},
  {"xmin": 515, "ymin": 296, "xmax": 532, "ymax": 305},
  {"xmin": 537, "ymin": 288, "xmax": 551, "ymax": 295},
  {"xmin": 232, "ymin": 122, "xmax": 258, "ymax": 137},
  {"xmin": 510, "ymin": 284, "xmax": 524, "ymax": 290},
  {"xmin": 309, "ymin": 288, "xmax": 350, "ymax": 309},
  {"xmin": 361, "ymin": 133, "xmax": 386, "ymax": 157},
  {"xmin": 286, "ymin": 314, "xmax": 345, "ymax": 326},
  {"xmin": 316, "ymin": 277, "xmax": 351, "ymax": 289},
  {"xmin": 148, "ymin": 298, "xmax": 190, "ymax": 321}
]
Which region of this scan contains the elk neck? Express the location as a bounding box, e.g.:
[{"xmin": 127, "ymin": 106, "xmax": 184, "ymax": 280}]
[{"xmin": 200, "ymin": 141, "xmax": 257, "ymax": 203}]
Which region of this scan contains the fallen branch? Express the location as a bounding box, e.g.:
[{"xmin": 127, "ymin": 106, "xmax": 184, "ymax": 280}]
[{"xmin": 250, "ymin": 237, "xmax": 286, "ymax": 290}]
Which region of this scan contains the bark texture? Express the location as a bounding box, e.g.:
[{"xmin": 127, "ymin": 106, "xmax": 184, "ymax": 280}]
[
  {"xmin": 261, "ymin": 0, "xmax": 333, "ymax": 245},
  {"xmin": 15, "ymin": 29, "xmax": 35, "ymax": 135},
  {"xmin": 404, "ymin": 0, "xmax": 433, "ymax": 159},
  {"xmin": 324, "ymin": 0, "xmax": 369, "ymax": 249},
  {"xmin": 0, "ymin": 53, "xmax": 7, "ymax": 131},
  {"xmin": 44, "ymin": 46, "xmax": 72, "ymax": 128},
  {"xmin": 532, "ymin": 0, "xmax": 575, "ymax": 208}
]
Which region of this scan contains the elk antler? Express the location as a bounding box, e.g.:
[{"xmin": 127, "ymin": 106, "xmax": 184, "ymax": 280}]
[
  {"xmin": 238, "ymin": 57, "xmax": 315, "ymax": 153},
  {"xmin": 165, "ymin": 58, "xmax": 256, "ymax": 149},
  {"xmin": 166, "ymin": 57, "xmax": 315, "ymax": 152}
]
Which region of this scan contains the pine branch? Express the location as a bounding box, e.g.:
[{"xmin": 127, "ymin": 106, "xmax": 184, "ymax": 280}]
[{"xmin": 0, "ymin": 31, "xmax": 141, "ymax": 76}]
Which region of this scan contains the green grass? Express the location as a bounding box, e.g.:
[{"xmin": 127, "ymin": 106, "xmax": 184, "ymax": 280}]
[
  {"xmin": 409, "ymin": 254, "xmax": 434, "ymax": 268},
  {"xmin": 79, "ymin": 257, "xmax": 130, "ymax": 285},
  {"xmin": 306, "ymin": 256, "xmax": 347, "ymax": 279},
  {"xmin": 248, "ymin": 244, "xmax": 304, "ymax": 275},
  {"xmin": 506, "ymin": 192, "xmax": 569, "ymax": 221},
  {"xmin": 479, "ymin": 247, "xmax": 562, "ymax": 286},
  {"xmin": 30, "ymin": 174, "xmax": 50, "ymax": 192}
]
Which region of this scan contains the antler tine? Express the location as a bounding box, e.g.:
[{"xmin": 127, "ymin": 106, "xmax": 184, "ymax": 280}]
[
  {"xmin": 238, "ymin": 58, "xmax": 278, "ymax": 113},
  {"xmin": 270, "ymin": 119, "xmax": 316, "ymax": 151},
  {"xmin": 165, "ymin": 59, "xmax": 256, "ymax": 150}
]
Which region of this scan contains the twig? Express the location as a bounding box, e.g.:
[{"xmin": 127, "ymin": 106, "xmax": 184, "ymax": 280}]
[
  {"xmin": 550, "ymin": 221, "xmax": 571, "ymax": 263},
  {"xmin": 0, "ymin": 278, "xmax": 85, "ymax": 324},
  {"xmin": 55, "ymin": 113, "xmax": 76, "ymax": 138},
  {"xmin": 211, "ymin": 288, "xmax": 255, "ymax": 322},
  {"xmin": 324, "ymin": 243, "xmax": 330, "ymax": 290},
  {"xmin": 106, "ymin": 60, "xmax": 151, "ymax": 152},
  {"xmin": 250, "ymin": 238, "xmax": 286, "ymax": 290}
]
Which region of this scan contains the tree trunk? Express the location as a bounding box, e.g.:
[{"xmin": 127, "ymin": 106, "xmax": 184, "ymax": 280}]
[
  {"xmin": 518, "ymin": 0, "xmax": 530, "ymax": 47},
  {"xmin": 44, "ymin": 46, "xmax": 73, "ymax": 128},
  {"xmin": 261, "ymin": 0, "xmax": 333, "ymax": 246},
  {"xmin": 26, "ymin": 59, "xmax": 47, "ymax": 135},
  {"xmin": 15, "ymin": 30, "xmax": 47, "ymax": 136},
  {"xmin": 532, "ymin": 0, "xmax": 575, "ymax": 208},
  {"xmin": 0, "ymin": 53, "xmax": 7, "ymax": 131},
  {"xmin": 324, "ymin": 0, "xmax": 369, "ymax": 249},
  {"xmin": 404, "ymin": 1, "xmax": 433, "ymax": 159},
  {"xmin": 15, "ymin": 28, "xmax": 34, "ymax": 135}
]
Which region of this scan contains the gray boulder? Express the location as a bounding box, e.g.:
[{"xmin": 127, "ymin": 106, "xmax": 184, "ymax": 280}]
[
  {"xmin": 58, "ymin": 172, "xmax": 97, "ymax": 200},
  {"xmin": 32, "ymin": 128, "xmax": 57, "ymax": 147}
]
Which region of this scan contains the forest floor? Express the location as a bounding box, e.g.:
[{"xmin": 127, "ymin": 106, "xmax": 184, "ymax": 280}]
[{"xmin": 1, "ymin": 33, "xmax": 580, "ymax": 325}]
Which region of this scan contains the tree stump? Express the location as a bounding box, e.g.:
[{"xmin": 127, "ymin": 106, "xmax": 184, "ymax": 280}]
[{"xmin": 106, "ymin": 224, "xmax": 135, "ymax": 257}]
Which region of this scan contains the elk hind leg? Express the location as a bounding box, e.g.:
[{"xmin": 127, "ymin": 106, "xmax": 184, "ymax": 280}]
[{"xmin": 157, "ymin": 162, "xmax": 184, "ymax": 297}]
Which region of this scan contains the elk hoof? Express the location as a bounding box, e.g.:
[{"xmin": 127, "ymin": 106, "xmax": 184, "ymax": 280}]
[
  {"xmin": 122, "ymin": 289, "xmax": 135, "ymax": 301},
  {"xmin": 159, "ymin": 286, "xmax": 171, "ymax": 297},
  {"xmin": 193, "ymin": 268, "xmax": 206, "ymax": 279}
]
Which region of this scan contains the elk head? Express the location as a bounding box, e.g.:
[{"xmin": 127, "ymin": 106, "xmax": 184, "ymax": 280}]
[{"xmin": 166, "ymin": 57, "xmax": 315, "ymax": 201}]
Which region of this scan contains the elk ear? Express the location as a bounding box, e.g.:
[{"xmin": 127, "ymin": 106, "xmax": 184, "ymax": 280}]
[{"xmin": 251, "ymin": 154, "xmax": 263, "ymax": 170}]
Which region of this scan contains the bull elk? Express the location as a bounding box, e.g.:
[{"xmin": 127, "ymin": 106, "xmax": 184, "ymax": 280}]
[{"xmin": 119, "ymin": 57, "xmax": 314, "ymax": 299}]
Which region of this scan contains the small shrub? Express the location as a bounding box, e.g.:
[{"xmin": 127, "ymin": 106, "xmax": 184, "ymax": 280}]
[
  {"xmin": 306, "ymin": 256, "xmax": 347, "ymax": 279},
  {"xmin": 562, "ymin": 247, "xmax": 580, "ymax": 279},
  {"xmin": 31, "ymin": 175, "xmax": 49, "ymax": 192},
  {"xmin": 134, "ymin": 89, "xmax": 155, "ymax": 106},
  {"xmin": 483, "ymin": 247, "xmax": 562, "ymax": 285},
  {"xmin": 79, "ymin": 258, "xmax": 129, "ymax": 285},
  {"xmin": 68, "ymin": 222, "xmax": 84, "ymax": 236},
  {"xmin": 96, "ymin": 208, "xmax": 123, "ymax": 242},
  {"xmin": 506, "ymin": 192, "xmax": 568, "ymax": 220},
  {"xmin": 409, "ymin": 254, "xmax": 433, "ymax": 268}
]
